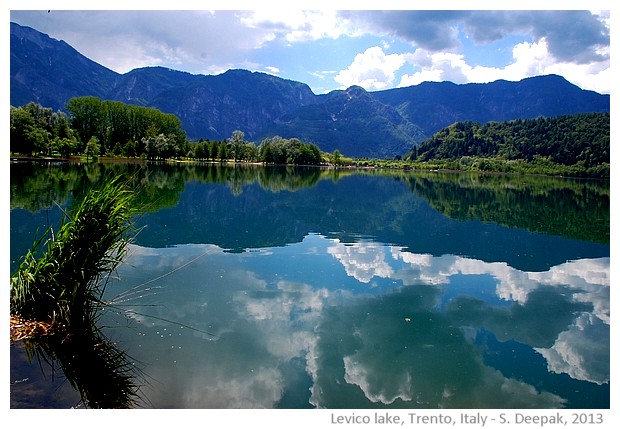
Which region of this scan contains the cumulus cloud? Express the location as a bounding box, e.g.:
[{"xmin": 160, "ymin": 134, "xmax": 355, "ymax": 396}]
[
  {"xmin": 394, "ymin": 37, "xmax": 610, "ymax": 93},
  {"xmin": 333, "ymin": 46, "xmax": 411, "ymax": 90},
  {"xmin": 339, "ymin": 10, "xmax": 466, "ymax": 51},
  {"xmin": 327, "ymin": 240, "xmax": 609, "ymax": 384},
  {"xmin": 340, "ymin": 10, "xmax": 609, "ymax": 64},
  {"xmin": 328, "ymin": 241, "xmax": 609, "ymax": 322},
  {"xmin": 240, "ymin": 10, "xmax": 356, "ymax": 43},
  {"xmin": 112, "ymin": 243, "xmax": 319, "ymax": 407},
  {"xmin": 335, "ymin": 10, "xmax": 609, "ymax": 92},
  {"xmin": 327, "ymin": 239, "xmax": 396, "ymax": 282},
  {"xmin": 536, "ymin": 314, "xmax": 609, "ymax": 385}
]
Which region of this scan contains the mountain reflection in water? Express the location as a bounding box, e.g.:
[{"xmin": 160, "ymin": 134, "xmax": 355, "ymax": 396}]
[{"xmin": 10, "ymin": 163, "xmax": 609, "ymax": 408}]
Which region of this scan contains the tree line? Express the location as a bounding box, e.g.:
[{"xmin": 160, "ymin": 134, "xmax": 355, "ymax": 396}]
[
  {"xmin": 10, "ymin": 98, "xmax": 611, "ymax": 176},
  {"xmin": 190, "ymin": 132, "xmax": 323, "ymax": 165},
  {"xmin": 10, "ymin": 98, "xmax": 324, "ymax": 165},
  {"xmin": 10, "ymin": 98, "xmax": 187, "ymax": 159},
  {"xmin": 405, "ymin": 113, "xmax": 609, "ymax": 171}
]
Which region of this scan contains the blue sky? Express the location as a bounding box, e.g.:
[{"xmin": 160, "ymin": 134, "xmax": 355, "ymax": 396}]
[{"xmin": 8, "ymin": 5, "xmax": 612, "ymax": 95}]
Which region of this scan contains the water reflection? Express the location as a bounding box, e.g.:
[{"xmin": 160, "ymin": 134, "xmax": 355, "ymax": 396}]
[
  {"xmin": 12, "ymin": 324, "xmax": 141, "ymax": 408},
  {"xmin": 10, "ymin": 163, "xmax": 609, "ymax": 408},
  {"xmin": 102, "ymin": 233, "xmax": 608, "ymax": 408},
  {"xmin": 11, "ymin": 162, "xmax": 609, "ymax": 246}
]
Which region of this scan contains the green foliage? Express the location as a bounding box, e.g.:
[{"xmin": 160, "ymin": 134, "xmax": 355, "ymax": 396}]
[
  {"xmin": 10, "ymin": 170, "xmax": 142, "ymax": 408},
  {"xmin": 10, "ymin": 175, "xmax": 136, "ymax": 330},
  {"xmin": 143, "ymin": 133, "xmax": 179, "ymax": 159},
  {"xmin": 65, "ymin": 96, "xmax": 186, "ymax": 157},
  {"xmin": 85, "ymin": 136, "xmax": 101, "ymax": 160},
  {"xmin": 10, "ymin": 103, "xmax": 79, "ymax": 156},
  {"xmin": 11, "ymin": 100, "xmax": 610, "ymax": 178},
  {"xmin": 258, "ymin": 135, "xmax": 323, "ymax": 165},
  {"xmin": 332, "ymin": 149, "xmax": 342, "ymax": 166},
  {"xmin": 404, "ymin": 113, "xmax": 609, "ymax": 177}
]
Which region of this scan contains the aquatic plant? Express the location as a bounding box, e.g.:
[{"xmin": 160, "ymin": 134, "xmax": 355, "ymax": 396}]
[
  {"xmin": 10, "ymin": 175, "xmax": 135, "ymax": 330},
  {"xmin": 10, "ymin": 175, "xmax": 142, "ymax": 408}
]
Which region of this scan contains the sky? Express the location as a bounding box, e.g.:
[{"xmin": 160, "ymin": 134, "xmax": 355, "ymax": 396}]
[{"xmin": 7, "ymin": 3, "xmax": 612, "ymax": 95}]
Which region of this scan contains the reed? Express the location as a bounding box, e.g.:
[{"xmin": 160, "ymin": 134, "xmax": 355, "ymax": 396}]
[
  {"xmin": 10, "ymin": 174, "xmax": 136, "ymax": 333},
  {"xmin": 10, "ymin": 175, "xmax": 142, "ymax": 407}
]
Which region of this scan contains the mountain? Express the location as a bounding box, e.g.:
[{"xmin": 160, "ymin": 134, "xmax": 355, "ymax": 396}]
[
  {"xmin": 136, "ymin": 68, "xmax": 319, "ymax": 141},
  {"xmin": 10, "ymin": 22, "xmax": 610, "ymax": 158},
  {"xmin": 373, "ymin": 76, "xmax": 610, "ymax": 137},
  {"xmin": 10, "ymin": 22, "xmax": 119, "ymax": 109},
  {"xmin": 257, "ymin": 85, "xmax": 427, "ymax": 158}
]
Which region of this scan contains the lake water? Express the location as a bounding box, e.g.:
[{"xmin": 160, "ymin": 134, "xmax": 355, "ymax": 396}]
[{"xmin": 10, "ymin": 161, "xmax": 610, "ymax": 409}]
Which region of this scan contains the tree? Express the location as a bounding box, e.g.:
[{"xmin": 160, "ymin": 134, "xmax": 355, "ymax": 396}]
[
  {"xmin": 260, "ymin": 140, "xmax": 274, "ymax": 164},
  {"xmin": 28, "ymin": 128, "xmax": 51, "ymax": 155},
  {"xmin": 85, "ymin": 136, "xmax": 100, "ymax": 160},
  {"xmin": 10, "ymin": 106, "xmax": 36, "ymax": 154},
  {"xmin": 241, "ymin": 142, "xmax": 258, "ymax": 162},
  {"xmin": 66, "ymin": 96, "xmax": 186, "ymax": 157},
  {"xmin": 51, "ymin": 137, "xmax": 77, "ymax": 157},
  {"xmin": 66, "ymin": 96, "xmax": 104, "ymax": 145},
  {"xmin": 142, "ymin": 133, "xmax": 175, "ymax": 160},
  {"xmin": 217, "ymin": 141, "xmax": 228, "ymax": 162},
  {"xmin": 194, "ymin": 140, "xmax": 209, "ymax": 159},
  {"xmin": 124, "ymin": 140, "xmax": 137, "ymax": 158},
  {"xmin": 229, "ymin": 130, "xmax": 246, "ymax": 162},
  {"xmin": 332, "ymin": 149, "xmax": 342, "ymax": 166}
]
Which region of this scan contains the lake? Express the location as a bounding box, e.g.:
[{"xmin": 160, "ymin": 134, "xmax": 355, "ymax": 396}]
[{"xmin": 9, "ymin": 161, "xmax": 610, "ymax": 409}]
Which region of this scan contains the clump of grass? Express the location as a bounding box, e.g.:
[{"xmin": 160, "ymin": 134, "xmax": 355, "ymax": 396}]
[
  {"xmin": 10, "ymin": 175, "xmax": 142, "ymax": 408},
  {"xmin": 10, "ymin": 175, "xmax": 136, "ymax": 331}
]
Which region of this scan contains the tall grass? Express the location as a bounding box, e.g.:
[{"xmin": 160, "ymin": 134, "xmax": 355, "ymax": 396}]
[
  {"xmin": 10, "ymin": 175, "xmax": 136, "ymax": 331},
  {"xmin": 10, "ymin": 175, "xmax": 141, "ymax": 408}
]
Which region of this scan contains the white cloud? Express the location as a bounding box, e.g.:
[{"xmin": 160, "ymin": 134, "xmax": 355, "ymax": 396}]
[
  {"xmin": 264, "ymin": 66, "xmax": 281, "ymax": 75},
  {"xmin": 343, "ymin": 354, "xmax": 414, "ymax": 404},
  {"xmin": 536, "ymin": 314, "xmax": 609, "ymax": 385},
  {"xmin": 111, "ymin": 236, "xmax": 609, "ymax": 408},
  {"xmin": 327, "ymin": 239, "xmax": 395, "ymax": 282},
  {"xmin": 182, "ymin": 366, "xmax": 285, "ymax": 408},
  {"xmin": 334, "ymin": 46, "xmax": 409, "ymax": 91},
  {"xmin": 11, "ymin": 10, "xmax": 610, "ymax": 93},
  {"xmin": 397, "ymin": 38, "xmax": 610, "ymax": 93},
  {"xmin": 240, "ymin": 10, "xmax": 356, "ymax": 43}
]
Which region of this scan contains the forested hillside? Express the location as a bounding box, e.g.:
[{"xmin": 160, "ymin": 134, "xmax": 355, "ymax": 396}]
[{"xmin": 405, "ymin": 113, "xmax": 609, "ymax": 176}]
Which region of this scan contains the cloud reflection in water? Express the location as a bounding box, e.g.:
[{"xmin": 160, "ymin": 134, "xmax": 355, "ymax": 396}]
[{"xmin": 108, "ymin": 234, "xmax": 608, "ymax": 408}]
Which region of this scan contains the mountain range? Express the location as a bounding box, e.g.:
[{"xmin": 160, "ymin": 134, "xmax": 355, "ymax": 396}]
[{"xmin": 10, "ymin": 22, "xmax": 610, "ymax": 158}]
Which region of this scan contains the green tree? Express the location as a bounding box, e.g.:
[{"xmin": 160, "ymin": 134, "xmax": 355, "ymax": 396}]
[
  {"xmin": 51, "ymin": 137, "xmax": 77, "ymax": 157},
  {"xmin": 229, "ymin": 130, "xmax": 246, "ymax": 162},
  {"xmin": 66, "ymin": 96, "xmax": 186, "ymax": 158},
  {"xmin": 10, "ymin": 106, "xmax": 36, "ymax": 154},
  {"xmin": 209, "ymin": 141, "xmax": 219, "ymax": 161},
  {"xmin": 66, "ymin": 96, "xmax": 104, "ymax": 146},
  {"xmin": 332, "ymin": 149, "xmax": 342, "ymax": 166},
  {"xmin": 260, "ymin": 139, "xmax": 274, "ymax": 163},
  {"xmin": 124, "ymin": 140, "xmax": 137, "ymax": 158},
  {"xmin": 85, "ymin": 136, "xmax": 100, "ymax": 160},
  {"xmin": 142, "ymin": 133, "xmax": 175, "ymax": 160},
  {"xmin": 217, "ymin": 140, "xmax": 228, "ymax": 162}
]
